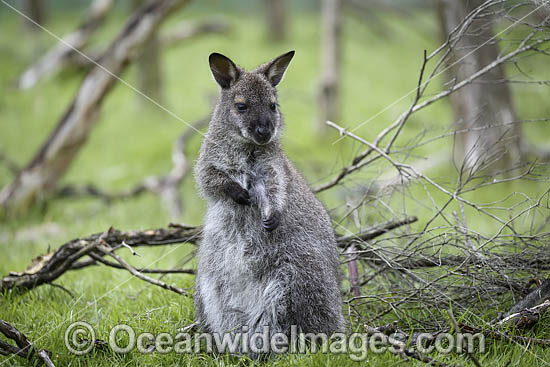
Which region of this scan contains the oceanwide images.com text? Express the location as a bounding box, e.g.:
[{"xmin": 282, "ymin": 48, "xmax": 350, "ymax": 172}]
[{"xmin": 65, "ymin": 321, "xmax": 485, "ymax": 360}]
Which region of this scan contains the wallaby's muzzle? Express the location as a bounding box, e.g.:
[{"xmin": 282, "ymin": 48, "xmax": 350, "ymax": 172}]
[
  {"xmin": 249, "ymin": 117, "xmax": 274, "ymax": 145},
  {"xmin": 254, "ymin": 125, "xmax": 272, "ymax": 144}
]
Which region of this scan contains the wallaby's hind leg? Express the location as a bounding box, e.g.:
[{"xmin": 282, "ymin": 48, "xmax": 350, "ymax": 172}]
[
  {"xmin": 244, "ymin": 274, "xmax": 289, "ymax": 354},
  {"xmin": 249, "ymin": 275, "xmax": 287, "ymax": 332}
]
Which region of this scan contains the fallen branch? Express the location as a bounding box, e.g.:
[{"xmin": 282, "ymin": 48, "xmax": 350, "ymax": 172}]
[
  {"xmin": 1, "ymin": 217, "xmax": 415, "ymax": 294},
  {"xmin": 0, "ymin": 230, "xmax": 109, "ymax": 293},
  {"xmin": 492, "ymin": 279, "xmax": 550, "ymax": 326},
  {"xmin": 7, "ymin": 215, "xmax": 545, "ymax": 297},
  {"xmin": 0, "ymin": 225, "xmax": 201, "ymax": 293},
  {"xmin": 0, "ymin": 320, "xmax": 55, "ymax": 366},
  {"xmin": 505, "ymin": 279, "xmax": 550, "ymax": 317},
  {"xmin": 498, "ymin": 300, "xmax": 550, "ymax": 329}
]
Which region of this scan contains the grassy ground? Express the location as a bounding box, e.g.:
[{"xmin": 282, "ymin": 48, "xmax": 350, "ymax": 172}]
[{"xmin": 1, "ymin": 2, "xmax": 549, "ymax": 366}]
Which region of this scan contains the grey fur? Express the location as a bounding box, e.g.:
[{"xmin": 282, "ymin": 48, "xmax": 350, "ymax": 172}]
[{"xmin": 194, "ymin": 51, "xmax": 345, "ymax": 347}]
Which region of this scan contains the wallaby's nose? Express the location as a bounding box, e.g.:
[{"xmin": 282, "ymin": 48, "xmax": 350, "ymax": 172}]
[{"xmin": 256, "ymin": 126, "xmax": 270, "ymax": 139}]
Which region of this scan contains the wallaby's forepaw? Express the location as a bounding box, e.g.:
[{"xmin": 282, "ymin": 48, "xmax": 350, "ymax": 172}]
[
  {"xmin": 262, "ymin": 210, "xmax": 281, "ymax": 231},
  {"xmin": 224, "ymin": 182, "xmax": 251, "ymax": 205}
]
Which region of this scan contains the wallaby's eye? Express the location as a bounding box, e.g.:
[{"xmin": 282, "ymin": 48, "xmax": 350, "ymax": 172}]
[
  {"xmin": 235, "ymin": 103, "xmax": 248, "ymax": 112},
  {"xmin": 270, "ymin": 103, "xmax": 277, "ymax": 112}
]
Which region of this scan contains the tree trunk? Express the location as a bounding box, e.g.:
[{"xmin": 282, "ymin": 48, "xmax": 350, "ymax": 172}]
[
  {"xmin": 317, "ymin": 0, "xmax": 342, "ymax": 132},
  {"xmin": 23, "ymin": 0, "xmax": 46, "ymax": 31},
  {"xmin": 264, "ymin": 0, "xmax": 286, "ymax": 42},
  {"xmin": 436, "ymin": 0, "xmax": 523, "ymax": 172},
  {"xmin": 0, "ymin": 0, "xmax": 188, "ymax": 211},
  {"xmin": 133, "ymin": 0, "xmax": 163, "ymax": 103}
]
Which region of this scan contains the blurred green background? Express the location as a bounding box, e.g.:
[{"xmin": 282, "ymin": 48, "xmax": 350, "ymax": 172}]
[{"xmin": 1, "ymin": 0, "xmax": 549, "ymax": 365}]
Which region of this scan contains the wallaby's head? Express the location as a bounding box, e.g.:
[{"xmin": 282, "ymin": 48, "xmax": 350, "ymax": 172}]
[{"xmin": 208, "ymin": 51, "xmax": 294, "ymax": 145}]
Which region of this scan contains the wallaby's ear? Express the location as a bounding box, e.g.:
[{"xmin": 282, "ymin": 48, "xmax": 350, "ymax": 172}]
[
  {"xmin": 259, "ymin": 50, "xmax": 295, "ymax": 87},
  {"xmin": 209, "ymin": 53, "xmax": 240, "ymax": 89}
]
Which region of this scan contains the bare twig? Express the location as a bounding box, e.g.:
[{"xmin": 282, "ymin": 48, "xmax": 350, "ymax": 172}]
[
  {"xmin": 447, "ymin": 309, "xmax": 481, "ymax": 367},
  {"xmin": 337, "ymin": 216, "xmax": 418, "ymax": 246},
  {"xmin": 86, "ymin": 252, "xmax": 195, "ymax": 275},
  {"xmin": 0, "ymin": 320, "xmax": 55, "ymax": 366},
  {"xmin": 316, "ymin": 13, "xmax": 550, "ymax": 193},
  {"xmin": 96, "ymin": 243, "xmax": 188, "ymax": 296}
]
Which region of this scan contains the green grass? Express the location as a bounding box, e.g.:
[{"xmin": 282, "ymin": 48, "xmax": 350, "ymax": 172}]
[{"xmin": 1, "ymin": 2, "xmax": 550, "ymax": 366}]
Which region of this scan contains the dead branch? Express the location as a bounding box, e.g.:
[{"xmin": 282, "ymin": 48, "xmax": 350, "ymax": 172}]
[
  {"xmin": 0, "ymin": 225, "xmax": 201, "ymax": 293},
  {"xmin": 326, "ymin": 119, "xmax": 538, "ymax": 245},
  {"xmin": 337, "ymin": 216, "xmax": 418, "ymax": 247},
  {"xmin": 1, "ymin": 216, "xmax": 417, "ymax": 294},
  {"xmin": 0, "ymin": 320, "xmax": 55, "ymax": 366},
  {"xmin": 54, "ymin": 183, "xmax": 146, "ymax": 202},
  {"xmin": 0, "ymin": 230, "xmax": 109, "ymax": 293},
  {"xmin": 498, "ymin": 300, "xmax": 550, "ymax": 329},
  {"xmin": 0, "ymin": 0, "xmax": 189, "ymax": 211},
  {"xmin": 493, "ymin": 279, "xmax": 550, "ymax": 325},
  {"xmin": 16, "ymin": 0, "xmax": 114, "ymax": 89},
  {"xmin": 506, "ymin": 279, "xmax": 550, "ymax": 314},
  {"xmin": 2, "ymin": 212, "xmax": 546, "ymax": 300},
  {"xmin": 81, "ymin": 252, "xmax": 195, "ymax": 274}
]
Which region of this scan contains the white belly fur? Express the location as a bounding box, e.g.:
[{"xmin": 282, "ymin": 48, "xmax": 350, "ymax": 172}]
[{"xmin": 200, "ymin": 202, "xmax": 266, "ymax": 333}]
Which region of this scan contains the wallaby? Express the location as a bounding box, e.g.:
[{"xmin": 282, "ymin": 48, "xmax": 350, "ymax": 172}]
[{"xmin": 194, "ymin": 51, "xmax": 345, "ymax": 351}]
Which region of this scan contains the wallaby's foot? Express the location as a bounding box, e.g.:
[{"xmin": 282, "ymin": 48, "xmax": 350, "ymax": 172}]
[
  {"xmin": 262, "ymin": 210, "xmax": 281, "ymax": 231},
  {"xmin": 224, "ymin": 182, "xmax": 251, "ymax": 205}
]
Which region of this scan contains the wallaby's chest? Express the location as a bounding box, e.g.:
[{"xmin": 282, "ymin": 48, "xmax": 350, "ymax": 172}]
[
  {"xmin": 218, "ymin": 144, "xmax": 267, "ymax": 169},
  {"xmin": 221, "ymin": 149, "xmax": 271, "ymax": 188}
]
